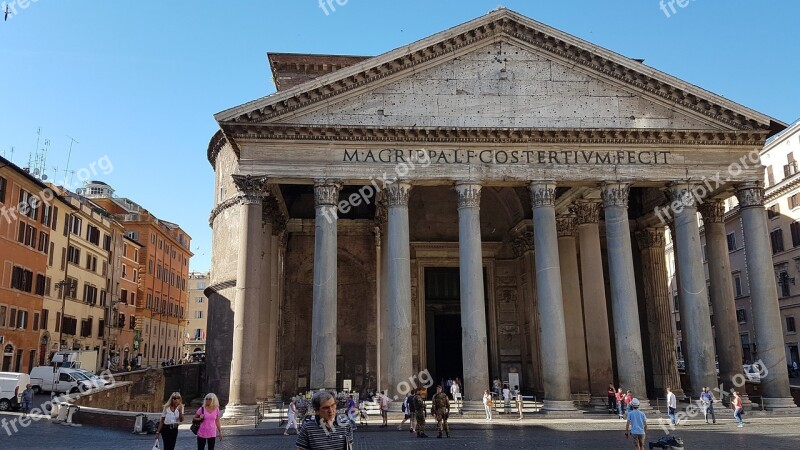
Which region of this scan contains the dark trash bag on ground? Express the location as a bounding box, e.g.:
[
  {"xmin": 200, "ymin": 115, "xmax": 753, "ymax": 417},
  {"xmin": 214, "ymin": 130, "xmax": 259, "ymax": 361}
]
[
  {"xmin": 649, "ymin": 435, "xmax": 684, "ymax": 449},
  {"xmin": 144, "ymin": 419, "xmax": 158, "ymax": 434}
]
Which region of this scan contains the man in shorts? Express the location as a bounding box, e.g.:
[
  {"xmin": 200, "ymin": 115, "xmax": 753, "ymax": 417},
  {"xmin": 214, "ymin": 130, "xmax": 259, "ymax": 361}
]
[{"xmin": 625, "ymin": 398, "xmax": 647, "ymax": 450}]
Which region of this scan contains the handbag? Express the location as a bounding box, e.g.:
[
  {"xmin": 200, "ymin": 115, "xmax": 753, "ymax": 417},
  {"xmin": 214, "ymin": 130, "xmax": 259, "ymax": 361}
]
[
  {"xmin": 190, "ymin": 407, "xmax": 204, "ymax": 435},
  {"xmin": 152, "ymin": 439, "xmax": 160, "ymax": 450}
]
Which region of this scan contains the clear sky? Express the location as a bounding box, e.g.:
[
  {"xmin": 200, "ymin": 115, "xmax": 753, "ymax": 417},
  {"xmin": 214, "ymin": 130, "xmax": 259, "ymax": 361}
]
[{"xmin": 1, "ymin": 0, "xmax": 798, "ymax": 272}]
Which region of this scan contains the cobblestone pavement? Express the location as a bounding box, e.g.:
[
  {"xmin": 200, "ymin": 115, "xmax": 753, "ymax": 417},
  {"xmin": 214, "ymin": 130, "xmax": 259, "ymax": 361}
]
[{"xmin": 2, "ymin": 411, "xmax": 800, "ymax": 449}]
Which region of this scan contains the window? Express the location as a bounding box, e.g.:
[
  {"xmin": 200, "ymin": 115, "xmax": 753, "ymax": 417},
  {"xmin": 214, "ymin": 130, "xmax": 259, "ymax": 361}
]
[
  {"xmin": 17, "ymin": 189, "xmax": 38, "ymax": 220},
  {"xmin": 767, "ymin": 166, "xmax": 775, "ymax": 187},
  {"xmin": 0, "ymin": 306, "xmax": 5, "ymax": 327},
  {"xmin": 80, "ymin": 318, "xmax": 93, "ymax": 338},
  {"xmin": 86, "ymin": 225, "xmax": 100, "ymax": 245},
  {"xmin": 147, "ymin": 293, "xmax": 153, "ymax": 309},
  {"xmin": 148, "ymin": 260, "xmax": 153, "ymax": 274},
  {"xmin": 69, "ymin": 215, "xmax": 82, "ymax": 236},
  {"xmin": 195, "ymin": 311, "xmax": 203, "ymax": 319},
  {"xmin": 726, "ymin": 233, "xmax": 736, "ymax": 252},
  {"xmin": 67, "ymin": 246, "xmax": 81, "ymax": 264},
  {"xmin": 86, "ymin": 254, "xmax": 97, "ymax": 272},
  {"xmin": 733, "ymin": 273, "xmax": 743, "ymax": 297},
  {"xmin": 98, "ymin": 319, "xmax": 105, "ymax": 338},
  {"xmin": 151, "ymin": 234, "xmax": 156, "ymax": 245},
  {"xmin": 35, "ymin": 274, "xmax": 46, "ymax": 295},
  {"xmin": 736, "ymin": 308, "xmax": 747, "ymax": 323},
  {"xmin": 10, "ymin": 266, "xmax": 33, "ymax": 292},
  {"xmin": 38, "ymin": 231, "xmax": 49, "ymax": 253},
  {"xmin": 790, "ymin": 193, "xmax": 800, "ymax": 209},
  {"xmin": 792, "ymin": 222, "xmax": 800, "ymax": 248},
  {"xmin": 41, "ymin": 309, "xmax": 48, "ymax": 330},
  {"xmin": 122, "ymin": 264, "xmax": 127, "ymax": 279},
  {"xmin": 777, "ymin": 271, "xmax": 792, "ymax": 298},
  {"xmin": 125, "ymin": 231, "xmax": 139, "ymax": 241},
  {"xmin": 33, "ymin": 312, "xmax": 39, "ymax": 331},
  {"xmin": 771, "ymin": 229, "xmax": 785, "ymax": 254},
  {"xmin": 83, "ymin": 284, "xmax": 98, "ymax": 305},
  {"xmin": 197, "ymin": 282, "xmax": 205, "ymax": 290},
  {"xmin": 130, "ymin": 316, "xmax": 137, "ymax": 330},
  {"xmin": 787, "ymin": 316, "xmax": 797, "ymax": 333},
  {"xmin": 118, "ymin": 313, "xmax": 125, "ymax": 328},
  {"xmin": 51, "ymin": 206, "xmax": 58, "ymax": 231},
  {"xmin": 194, "ymin": 329, "xmax": 202, "ymax": 340},
  {"xmin": 41, "ymin": 204, "xmax": 52, "ymax": 227},
  {"xmin": 196, "ymin": 297, "xmax": 204, "ymax": 303},
  {"xmin": 0, "ymin": 176, "xmax": 6, "ymax": 204},
  {"xmin": 785, "ymin": 153, "xmax": 797, "ymax": 178},
  {"xmin": 768, "ymin": 204, "xmax": 781, "ymax": 219},
  {"xmin": 103, "ymin": 234, "xmax": 112, "ymax": 251}
]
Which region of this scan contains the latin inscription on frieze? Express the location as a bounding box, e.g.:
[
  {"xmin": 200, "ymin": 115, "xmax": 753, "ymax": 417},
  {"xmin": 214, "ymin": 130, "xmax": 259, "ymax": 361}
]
[{"xmin": 343, "ymin": 149, "xmax": 671, "ymax": 165}]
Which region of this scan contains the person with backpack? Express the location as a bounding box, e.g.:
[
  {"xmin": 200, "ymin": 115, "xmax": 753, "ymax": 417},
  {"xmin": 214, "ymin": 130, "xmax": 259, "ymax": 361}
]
[{"xmin": 398, "ymin": 392, "xmax": 414, "ymax": 432}]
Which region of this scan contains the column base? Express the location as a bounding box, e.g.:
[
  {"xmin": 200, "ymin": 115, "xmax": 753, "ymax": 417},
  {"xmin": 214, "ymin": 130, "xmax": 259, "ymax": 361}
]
[
  {"xmin": 541, "ymin": 400, "xmax": 579, "ymax": 415},
  {"xmin": 588, "ymin": 396, "xmax": 611, "ymax": 410},
  {"xmin": 221, "ymin": 404, "xmax": 260, "ymax": 424},
  {"xmin": 762, "ymin": 397, "xmax": 800, "ymax": 411}
]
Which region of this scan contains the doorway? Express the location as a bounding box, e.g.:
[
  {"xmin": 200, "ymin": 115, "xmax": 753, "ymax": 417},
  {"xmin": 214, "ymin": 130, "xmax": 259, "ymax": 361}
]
[{"xmin": 424, "ymin": 268, "xmax": 463, "ymax": 389}]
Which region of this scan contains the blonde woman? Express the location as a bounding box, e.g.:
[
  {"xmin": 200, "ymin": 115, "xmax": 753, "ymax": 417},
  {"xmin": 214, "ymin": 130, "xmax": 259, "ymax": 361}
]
[
  {"xmin": 195, "ymin": 393, "xmax": 222, "ymax": 450},
  {"xmin": 156, "ymin": 392, "xmax": 184, "ymax": 450}
]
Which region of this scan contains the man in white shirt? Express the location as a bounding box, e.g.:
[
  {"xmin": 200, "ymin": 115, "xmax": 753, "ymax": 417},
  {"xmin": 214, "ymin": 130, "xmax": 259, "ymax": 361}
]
[
  {"xmin": 502, "ymin": 386, "xmax": 511, "ymax": 414},
  {"xmin": 666, "ymin": 387, "xmax": 677, "ymax": 426}
]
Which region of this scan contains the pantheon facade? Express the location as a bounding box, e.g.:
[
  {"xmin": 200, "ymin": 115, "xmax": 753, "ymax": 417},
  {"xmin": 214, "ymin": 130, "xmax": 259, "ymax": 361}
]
[{"xmin": 205, "ymin": 9, "xmax": 796, "ymax": 418}]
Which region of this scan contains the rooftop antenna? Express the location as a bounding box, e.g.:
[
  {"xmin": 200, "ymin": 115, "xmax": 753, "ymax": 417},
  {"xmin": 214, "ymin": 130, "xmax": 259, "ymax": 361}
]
[{"xmin": 64, "ymin": 135, "xmax": 79, "ymax": 188}]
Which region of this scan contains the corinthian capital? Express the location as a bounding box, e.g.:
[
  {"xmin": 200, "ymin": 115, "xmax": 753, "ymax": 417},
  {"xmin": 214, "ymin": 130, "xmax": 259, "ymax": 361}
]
[
  {"xmin": 667, "ymin": 182, "xmax": 703, "ymax": 209},
  {"xmin": 313, "ymin": 179, "xmax": 342, "ymax": 207},
  {"xmin": 698, "ymin": 200, "xmax": 725, "ymax": 223},
  {"xmin": 232, "ymin": 175, "xmax": 269, "ymax": 205},
  {"xmin": 455, "ymin": 182, "xmax": 481, "ymax": 208},
  {"xmin": 386, "ymin": 181, "xmax": 412, "ymax": 207},
  {"xmin": 636, "ymin": 227, "xmax": 666, "ymax": 251},
  {"xmin": 573, "ymin": 200, "xmax": 601, "ymax": 225},
  {"xmin": 601, "ymin": 182, "xmax": 630, "ymax": 208},
  {"xmin": 735, "ymin": 182, "xmax": 764, "ymax": 209},
  {"xmin": 529, "ymin": 182, "xmax": 556, "ymax": 209},
  {"xmin": 556, "ymin": 214, "xmax": 576, "ymax": 238}
]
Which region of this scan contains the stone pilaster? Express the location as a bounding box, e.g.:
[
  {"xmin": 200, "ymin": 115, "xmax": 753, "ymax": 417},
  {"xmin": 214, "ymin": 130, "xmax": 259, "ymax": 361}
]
[
  {"xmin": 556, "ymin": 213, "xmax": 589, "ymax": 394},
  {"xmin": 310, "ymin": 179, "xmax": 341, "ymax": 390},
  {"xmin": 574, "ymin": 199, "xmax": 614, "ymax": 406},
  {"xmin": 735, "ymin": 183, "xmax": 797, "ymax": 410},
  {"xmin": 601, "ymin": 182, "xmax": 649, "ymax": 408},
  {"xmin": 224, "ymin": 175, "xmax": 268, "ymax": 420},
  {"xmin": 386, "ymin": 182, "xmax": 413, "ymax": 401},
  {"xmin": 636, "ymin": 226, "xmax": 684, "ymax": 399},
  {"xmin": 529, "ymin": 182, "xmax": 575, "ymax": 411},
  {"xmin": 455, "ymin": 182, "xmax": 490, "ymax": 402}
]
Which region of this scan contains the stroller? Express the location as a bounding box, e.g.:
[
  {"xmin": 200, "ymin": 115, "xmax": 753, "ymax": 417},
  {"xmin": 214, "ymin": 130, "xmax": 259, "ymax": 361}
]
[{"xmin": 648, "ymin": 435, "xmax": 684, "ymax": 449}]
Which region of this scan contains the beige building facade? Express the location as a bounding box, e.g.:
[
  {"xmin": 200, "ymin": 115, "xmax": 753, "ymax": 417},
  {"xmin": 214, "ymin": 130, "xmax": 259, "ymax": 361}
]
[
  {"xmin": 205, "ymin": 9, "xmax": 797, "ymax": 419},
  {"xmin": 185, "ymin": 272, "xmax": 209, "ymax": 355}
]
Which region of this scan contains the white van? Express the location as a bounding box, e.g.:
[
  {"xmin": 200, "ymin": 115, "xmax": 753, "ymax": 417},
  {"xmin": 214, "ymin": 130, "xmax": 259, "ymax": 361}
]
[
  {"xmin": 0, "ymin": 372, "xmax": 31, "ymax": 411},
  {"xmin": 28, "ymin": 366, "xmax": 94, "ymax": 394}
]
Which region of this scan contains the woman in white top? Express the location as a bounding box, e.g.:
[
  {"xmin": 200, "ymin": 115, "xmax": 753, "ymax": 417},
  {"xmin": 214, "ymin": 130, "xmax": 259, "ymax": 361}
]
[
  {"xmin": 482, "ymin": 389, "xmax": 493, "ymax": 421},
  {"xmin": 156, "ymin": 392, "xmax": 184, "ymax": 450},
  {"xmin": 284, "ymin": 398, "xmax": 299, "ymax": 435}
]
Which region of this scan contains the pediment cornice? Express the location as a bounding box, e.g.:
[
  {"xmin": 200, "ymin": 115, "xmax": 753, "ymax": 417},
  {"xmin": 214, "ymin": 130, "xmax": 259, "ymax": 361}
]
[
  {"xmin": 214, "ymin": 9, "xmax": 782, "ymax": 133},
  {"xmin": 222, "ymin": 123, "xmax": 769, "ymax": 146}
]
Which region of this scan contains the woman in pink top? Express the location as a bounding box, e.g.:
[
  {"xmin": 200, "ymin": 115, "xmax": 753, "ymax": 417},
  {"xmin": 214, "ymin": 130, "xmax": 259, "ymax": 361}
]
[{"xmin": 194, "ymin": 393, "xmax": 223, "ymax": 450}]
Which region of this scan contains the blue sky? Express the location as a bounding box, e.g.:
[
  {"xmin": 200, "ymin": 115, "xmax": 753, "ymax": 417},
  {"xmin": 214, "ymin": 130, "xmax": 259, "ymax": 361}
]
[{"xmin": 1, "ymin": 0, "xmax": 798, "ymax": 272}]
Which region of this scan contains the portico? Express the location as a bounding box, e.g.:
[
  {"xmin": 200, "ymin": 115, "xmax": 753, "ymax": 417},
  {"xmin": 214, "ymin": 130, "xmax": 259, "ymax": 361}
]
[{"xmin": 204, "ymin": 8, "xmax": 795, "ymax": 420}]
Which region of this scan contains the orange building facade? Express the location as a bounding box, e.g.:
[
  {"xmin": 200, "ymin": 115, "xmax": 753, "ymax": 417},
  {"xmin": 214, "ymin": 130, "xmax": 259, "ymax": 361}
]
[{"xmin": 0, "ymin": 156, "xmax": 66, "ymax": 373}]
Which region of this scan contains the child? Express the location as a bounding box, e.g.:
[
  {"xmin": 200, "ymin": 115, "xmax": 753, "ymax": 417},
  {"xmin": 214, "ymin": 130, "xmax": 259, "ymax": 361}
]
[{"xmin": 625, "ymin": 398, "xmax": 647, "ymax": 450}]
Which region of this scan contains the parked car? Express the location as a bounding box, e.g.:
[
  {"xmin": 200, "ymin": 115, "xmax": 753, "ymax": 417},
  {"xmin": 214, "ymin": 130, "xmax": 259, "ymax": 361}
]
[
  {"xmin": 75, "ymin": 369, "xmax": 111, "ymax": 388},
  {"xmin": 28, "ymin": 366, "xmax": 95, "ymax": 394},
  {"xmin": 0, "ymin": 372, "xmax": 30, "ymax": 411}
]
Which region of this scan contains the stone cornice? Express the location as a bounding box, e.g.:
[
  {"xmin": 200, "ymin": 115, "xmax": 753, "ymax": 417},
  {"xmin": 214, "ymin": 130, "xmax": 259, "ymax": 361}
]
[
  {"xmin": 222, "ymin": 123, "xmax": 769, "ymax": 146},
  {"xmin": 216, "ymin": 10, "xmax": 777, "ymax": 132},
  {"xmin": 208, "ymin": 196, "xmax": 239, "ymax": 228}
]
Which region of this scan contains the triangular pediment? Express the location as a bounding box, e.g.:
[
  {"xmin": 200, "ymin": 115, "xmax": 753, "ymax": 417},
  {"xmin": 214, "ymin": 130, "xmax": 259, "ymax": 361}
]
[{"xmin": 215, "ymin": 8, "xmax": 781, "ymax": 133}]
